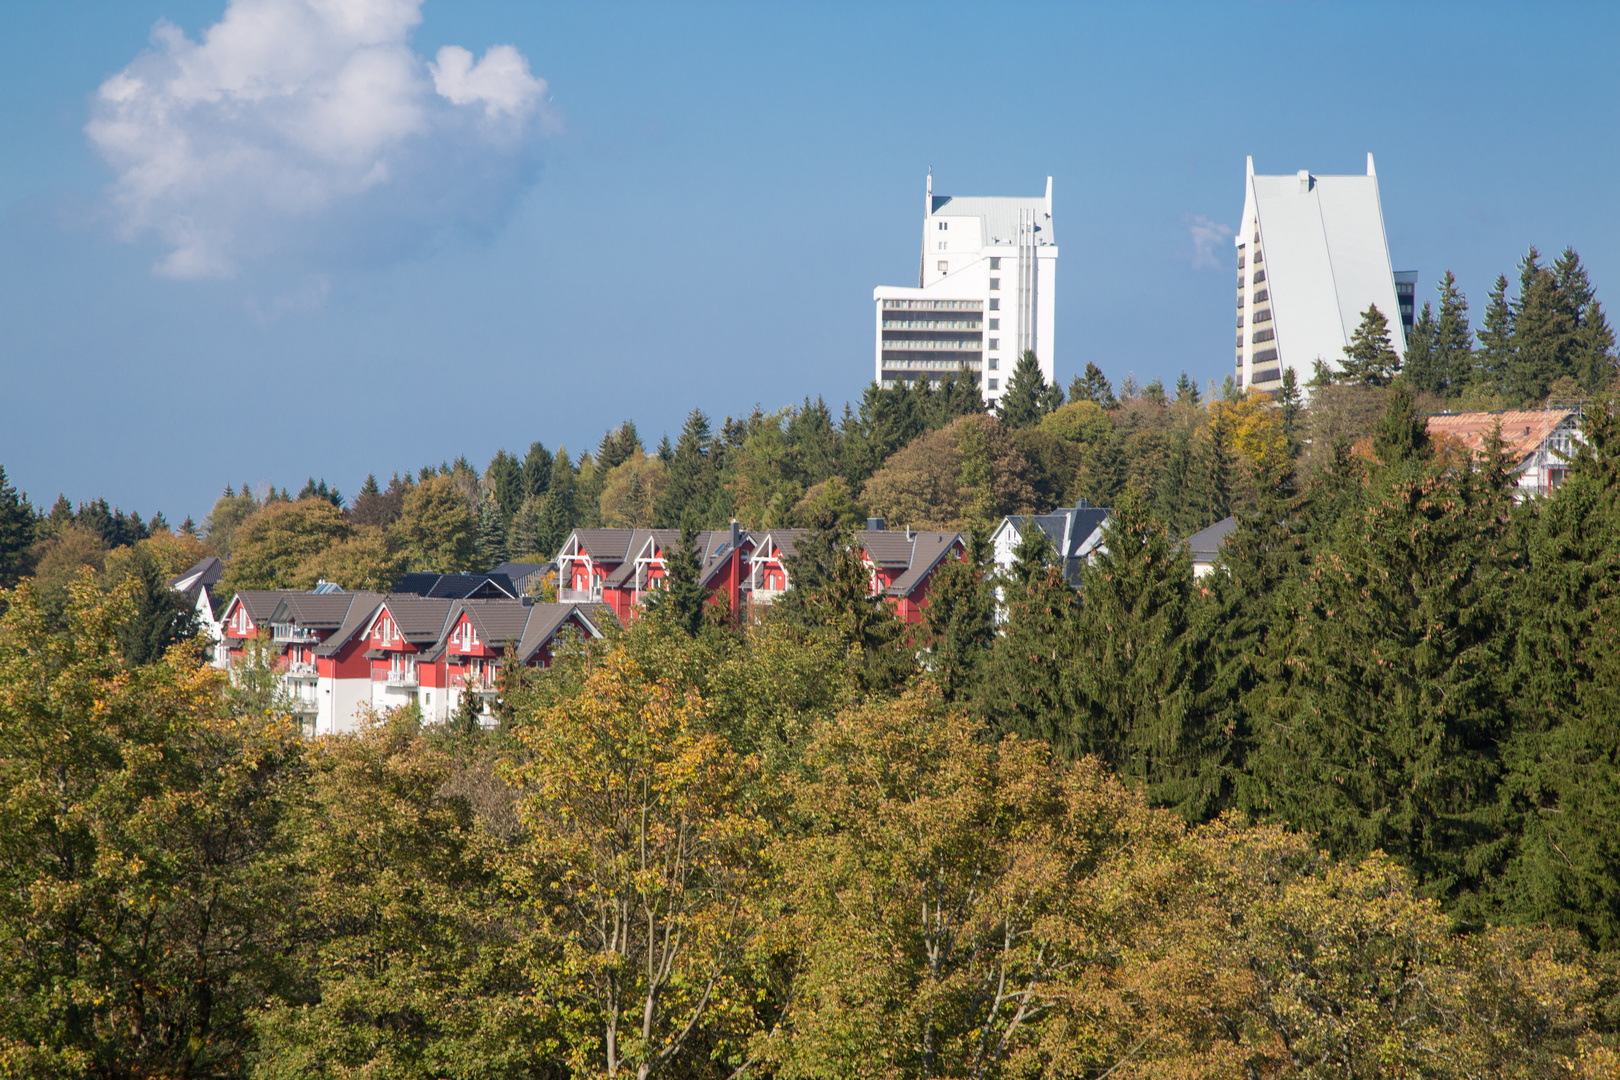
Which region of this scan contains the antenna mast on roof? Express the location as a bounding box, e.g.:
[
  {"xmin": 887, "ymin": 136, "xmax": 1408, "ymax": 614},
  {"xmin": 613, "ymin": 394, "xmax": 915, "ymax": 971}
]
[{"xmin": 919, "ymin": 167, "xmax": 932, "ymax": 288}]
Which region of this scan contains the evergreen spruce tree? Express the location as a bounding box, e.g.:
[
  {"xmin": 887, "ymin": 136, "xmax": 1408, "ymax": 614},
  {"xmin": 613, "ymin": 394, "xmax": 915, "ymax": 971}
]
[
  {"xmin": 1275, "ymin": 367, "xmax": 1304, "ymax": 455},
  {"xmin": 1432, "ymin": 270, "xmax": 1474, "ymax": 395},
  {"xmin": 655, "ymin": 410, "xmax": 717, "ymax": 529},
  {"xmin": 522, "ymin": 442, "xmax": 553, "ymax": 498},
  {"xmin": 537, "ymin": 449, "xmax": 577, "ymax": 557},
  {"xmin": 996, "ymin": 350, "xmax": 1050, "ymax": 429},
  {"xmin": 1474, "ymin": 274, "xmax": 1515, "ymax": 395},
  {"xmin": 1403, "ymin": 301, "xmax": 1439, "ymax": 393},
  {"xmin": 1242, "ymin": 386, "xmax": 1514, "ymax": 905},
  {"xmin": 1339, "ymin": 303, "xmax": 1401, "ymax": 387},
  {"xmin": 1071, "ymin": 489, "xmax": 1207, "ymax": 816},
  {"xmin": 976, "ymin": 523, "xmax": 1081, "ymax": 751},
  {"xmin": 644, "ymin": 524, "xmax": 707, "ymax": 637},
  {"xmin": 1495, "ymin": 402, "xmax": 1620, "ymax": 947},
  {"xmin": 0, "ymin": 465, "xmax": 34, "ymax": 590},
  {"xmin": 179, "ymin": 516, "xmax": 200, "ymax": 539},
  {"xmin": 1189, "ymin": 414, "xmax": 1235, "ymax": 528},
  {"xmin": 507, "ymin": 495, "xmax": 544, "ymax": 558},
  {"xmin": 485, "ymin": 451, "xmax": 525, "ymax": 518},
  {"xmin": 1174, "ymin": 370, "xmax": 1202, "ymax": 405},
  {"xmin": 1575, "ymin": 301, "xmax": 1618, "ymax": 393},
  {"xmin": 775, "ymin": 522, "xmax": 912, "ymax": 696},
  {"xmin": 476, "ymin": 492, "xmax": 508, "ymax": 569},
  {"xmin": 1154, "ymin": 427, "xmax": 1195, "ymax": 534},
  {"xmin": 115, "ymin": 544, "xmax": 200, "ymax": 666},
  {"xmin": 1508, "ymin": 246, "xmax": 1577, "ymax": 405},
  {"xmin": 918, "ymin": 528, "xmax": 994, "ymax": 704},
  {"xmin": 1068, "ymin": 362, "xmax": 1119, "ymax": 409}
]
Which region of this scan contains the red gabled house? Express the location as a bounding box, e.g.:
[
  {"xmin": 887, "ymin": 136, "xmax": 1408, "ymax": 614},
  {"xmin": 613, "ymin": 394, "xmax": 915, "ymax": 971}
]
[
  {"xmin": 558, "ymin": 524, "xmax": 753, "ymax": 621},
  {"xmin": 858, "ymin": 524, "xmax": 966, "ymax": 625},
  {"xmin": 424, "ymin": 600, "xmax": 605, "ymax": 721}
]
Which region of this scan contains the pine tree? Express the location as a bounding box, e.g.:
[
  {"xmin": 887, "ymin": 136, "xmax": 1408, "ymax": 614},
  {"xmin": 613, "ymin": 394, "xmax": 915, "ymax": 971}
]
[
  {"xmin": 1275, "ymin": 367, "xmax": 1304, "ymax": 455},
  {"xmin": 1154, "ymin": 427, "xmax": 1195, "ymax": 533},
  {"xmin": 644, "ymin": 525, "xmax": 706, "ymax": 637},
  {"xmin": 1575, "ymin": 301, "xmax": 1618, "ymax": 393},
  {"xmin": 522, "ymin": 442, "xmax": 553, "ymax": 498},
  {"xmin": 1242, "ymin": 387, "xmax": 1513, "ymax": 905},
  {"xmin": 976, "ymin": 523, "xmax": 1080, "ymax": 751},
  {"xmin": 115, "ymin": 544, "xmax": 200, "ymax": 666},
  {"xmin": 1068, "ymin": 362, "xmax": 1119, "ymax": 409},
  {"xmin": 0, "ymin": 465, "xmax": 34, "ymax": 589},
  {"xmin": 1508, "ymin": 246, "xmax": 1577, "ymax": 405},
  {"xmin": 1495, "ymin": 402, "xmax": 1620, "ymax": 947},
  {"xmin": 538, "ymin": 449, "xmax": 577, "ymax": 557},
  {"xmin": 485, "ymin": 451, "xmax": 525, "ymax": 518},
  {"xmin": 1372, "ymin": 380, "xmax": 1430, "ymax": 470},
  {"xmin": 1432, "ymin": 271, "xmax": 1474, "ymax": 395},
  {"xmin": 1070, "ymin": 488, "xmax": 1205, "ymax": 815},
  {"xmin": 1474, "ymin": 274, "xmax": 1515, "ymax": 395},
  {"xmin": 1189, "ymin": 414, "xmax": 1235, "ymax": 528},
  {"xmin": 919, "ymin": 528, "xmax": 994, "ymax": 704},
  {"xmin": 655, "ymin": 410, "xmax": 718, "ymax": 530},
  {"xmin": 476, "ymin": 492, "xmax": 508, "ymax": 569},
  {"xmin": 996, "ymin": 350, "xmax": 1049, "ymax": 429},
  {"xmin": 1174, "ymin": 370, "xmax": 1201, "ymax": 405},
  {"xmin": 1339, "ymin": 304, "xmax": 1400, "ymax": 386},
  {"xmin": 1403, "ymin": 301, "xmax": 1439, "ymax": 393}
]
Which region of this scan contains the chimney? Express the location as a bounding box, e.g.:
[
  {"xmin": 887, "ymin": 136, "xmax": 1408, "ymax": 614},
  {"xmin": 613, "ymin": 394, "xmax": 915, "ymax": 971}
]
[
  {"xmin": 906, "ymin": 526, "xmax": 914, "ymax": 541},
  {"xmin": 867, "ymin": 517, "xmax": 885, "ymax": 531},
  {"xmin": 729, "ymin": 519, "xmax": 741, "ymax": 550},
  {"xmin": 1297, "ymin": 170, "xmax": 1311, "ymax": 193}
]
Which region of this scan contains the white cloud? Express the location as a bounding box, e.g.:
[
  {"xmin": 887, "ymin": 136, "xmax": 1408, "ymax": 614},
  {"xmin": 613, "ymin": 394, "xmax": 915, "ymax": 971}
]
[
  {"xmin": 1183, "ymin": 214, "xmax": 1234, "ymax": 271},
  {"xmin": 86, "ymin": 0, "xmax": 556, "ymax": 278}
]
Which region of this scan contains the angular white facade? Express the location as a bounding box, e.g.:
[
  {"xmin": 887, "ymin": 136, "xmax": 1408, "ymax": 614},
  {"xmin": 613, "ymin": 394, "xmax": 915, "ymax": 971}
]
[
  {"xmin": 874, "ymin": 174, "xmax": 1058, "ymax": 409},
  {"xmin": 1235, "ymin": 154, "xmax": 1409, "ymax": 393}
]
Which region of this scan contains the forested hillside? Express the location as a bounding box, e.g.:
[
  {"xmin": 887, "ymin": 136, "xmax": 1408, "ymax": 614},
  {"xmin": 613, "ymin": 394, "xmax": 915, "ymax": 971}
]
[{"xmin": 4, "ymin": 244, "xmax": 1620, "ymax": 1075}]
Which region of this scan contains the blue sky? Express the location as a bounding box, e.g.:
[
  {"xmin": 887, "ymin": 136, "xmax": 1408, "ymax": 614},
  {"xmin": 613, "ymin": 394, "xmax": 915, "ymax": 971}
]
[{"xmin": 3, "ymin": 0, "xmax": 1618, "ymax": 522}]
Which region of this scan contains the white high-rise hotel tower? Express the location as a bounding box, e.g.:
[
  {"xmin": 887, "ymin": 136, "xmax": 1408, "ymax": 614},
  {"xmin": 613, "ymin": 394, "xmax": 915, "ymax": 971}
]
[
  {"xmin": 873, "ymin": 174, "xmax": 1057, "ymax": 409},
  {"xmin": 1236, "ymin": 154, "xmax": 1417, "ymax": 393}
]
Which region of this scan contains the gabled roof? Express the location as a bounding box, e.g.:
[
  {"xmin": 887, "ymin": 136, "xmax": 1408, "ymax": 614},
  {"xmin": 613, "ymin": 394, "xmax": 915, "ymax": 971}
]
[
  {"xmin": 887, "ymin": 531, "xmax": 964, "ymax": 597},
  {"xmin": 461, "ymin": 599, "xmax": 534, "ymax": 648},
  {"xmin": 391, "ymin": 572, "xmax": 518, "ymax": 600},
  {"xmin": 223, "ymin": 590, "xmax": 299, "ymax": 629},
  {"xmin": 859, "ymin": 529, "xmax": 916, "ymax": 568},
  {"xmin": 754, "ymin": 529, "xmax": 807, "ymax": 560},
  {"xmin": 1426, "ymin": 409, "xmax": 1576, "ymax": 464},
  {"xmin": 313, "ymin": 592, "xmax": 385, "ymax": 658},
  {"xmin": 994, "ymin": 502, "xmax": 1113, "ymax": 585},
  {"xmin": 604, "ymin": 530, "xmax": 748, "ymax": 590},
  {"xmin": 1186, "ymin": 516, "xmax": 1239, "ymax": 564},
  {"xmin": 168, "ymin": 556, "xmax": 224, "ymax": 597},
  {"xmin": 514, "ymin": 603, "xmax": 602, "ymax": 664},
  {"xmin": 269, "ymin": 592, "xmax": 358, "ymax": 629},
  {"xmin": 568, "ymin": 529, "xmax": 642, "ymax": 562},
  {"xmin": 371, "ymin": 596, "xmax": 457, "ymax": 644}
]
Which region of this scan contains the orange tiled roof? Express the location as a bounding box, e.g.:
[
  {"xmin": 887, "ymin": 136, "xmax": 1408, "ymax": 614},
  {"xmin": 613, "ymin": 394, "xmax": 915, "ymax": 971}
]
[{"xmin": 1425, "ymin": 409, "xmax": 1573, "ymax": 463}]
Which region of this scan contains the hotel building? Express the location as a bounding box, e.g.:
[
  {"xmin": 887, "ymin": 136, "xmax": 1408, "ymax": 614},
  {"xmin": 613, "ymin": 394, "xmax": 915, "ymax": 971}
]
[
  {"xmin": 1235, "ymin": 154, "xmax": 1415, "ymax": 393},
  {"xmin": 874, "ymin": 174, "xmax": 1058, "ymax": 409}
]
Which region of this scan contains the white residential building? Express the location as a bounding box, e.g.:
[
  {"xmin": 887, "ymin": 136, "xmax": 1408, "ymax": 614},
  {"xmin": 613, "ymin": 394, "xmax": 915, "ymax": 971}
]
[
  {"xmin": 874, "ymin": 174, "xmax": 1058, "ymax": 409},
  {"xmin": 1235, "ymin": 154, "xmax": 1414, "ymax": 394}
]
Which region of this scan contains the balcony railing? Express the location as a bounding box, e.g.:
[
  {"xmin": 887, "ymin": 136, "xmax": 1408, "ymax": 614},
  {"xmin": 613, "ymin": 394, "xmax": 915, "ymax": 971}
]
[
  {"xmin": 384, "ymin": 669, "xmax": 419, "ymax": 688},
  {"xmin": 452, "ymin": 673, "xmax": 499, "ymax": 692},
  {"xmin": 285, "ymin": 661, "xmax": 316, "ymax": 677},
  {"xmin": 749, "ymin": 587, "xmax": 787, "ymax": 604},
  {"xmin": 558, "ymin": 586, "xmax": 603, "ymax": 603},
  {"xmin": 272, "ymin": 625, "xmax": 319, "ymax": 643}
]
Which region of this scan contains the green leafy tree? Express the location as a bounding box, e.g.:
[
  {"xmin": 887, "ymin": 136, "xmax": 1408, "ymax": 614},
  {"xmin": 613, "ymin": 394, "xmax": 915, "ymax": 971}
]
[
  {"xmin": 292, "ymin": 525, "xmax": 405, "ymax": 592},
  {"xmin": 0, "ymin": 579, "xmax": 303, "ymax": 1078},
  {"xmin": 393, "ymin": 474, "xmax": 479, "ymax": 573},
  {"xmin": 1340, "ymin": 303, "xmax": 1401, "ymax": 387},
  {"xmin": 221, "ymin": 498, "xmax": 353, "ymax": 592},
  {"xmin": 203, "ymin": 484, "xmax": 261, "ymax": 556}
]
